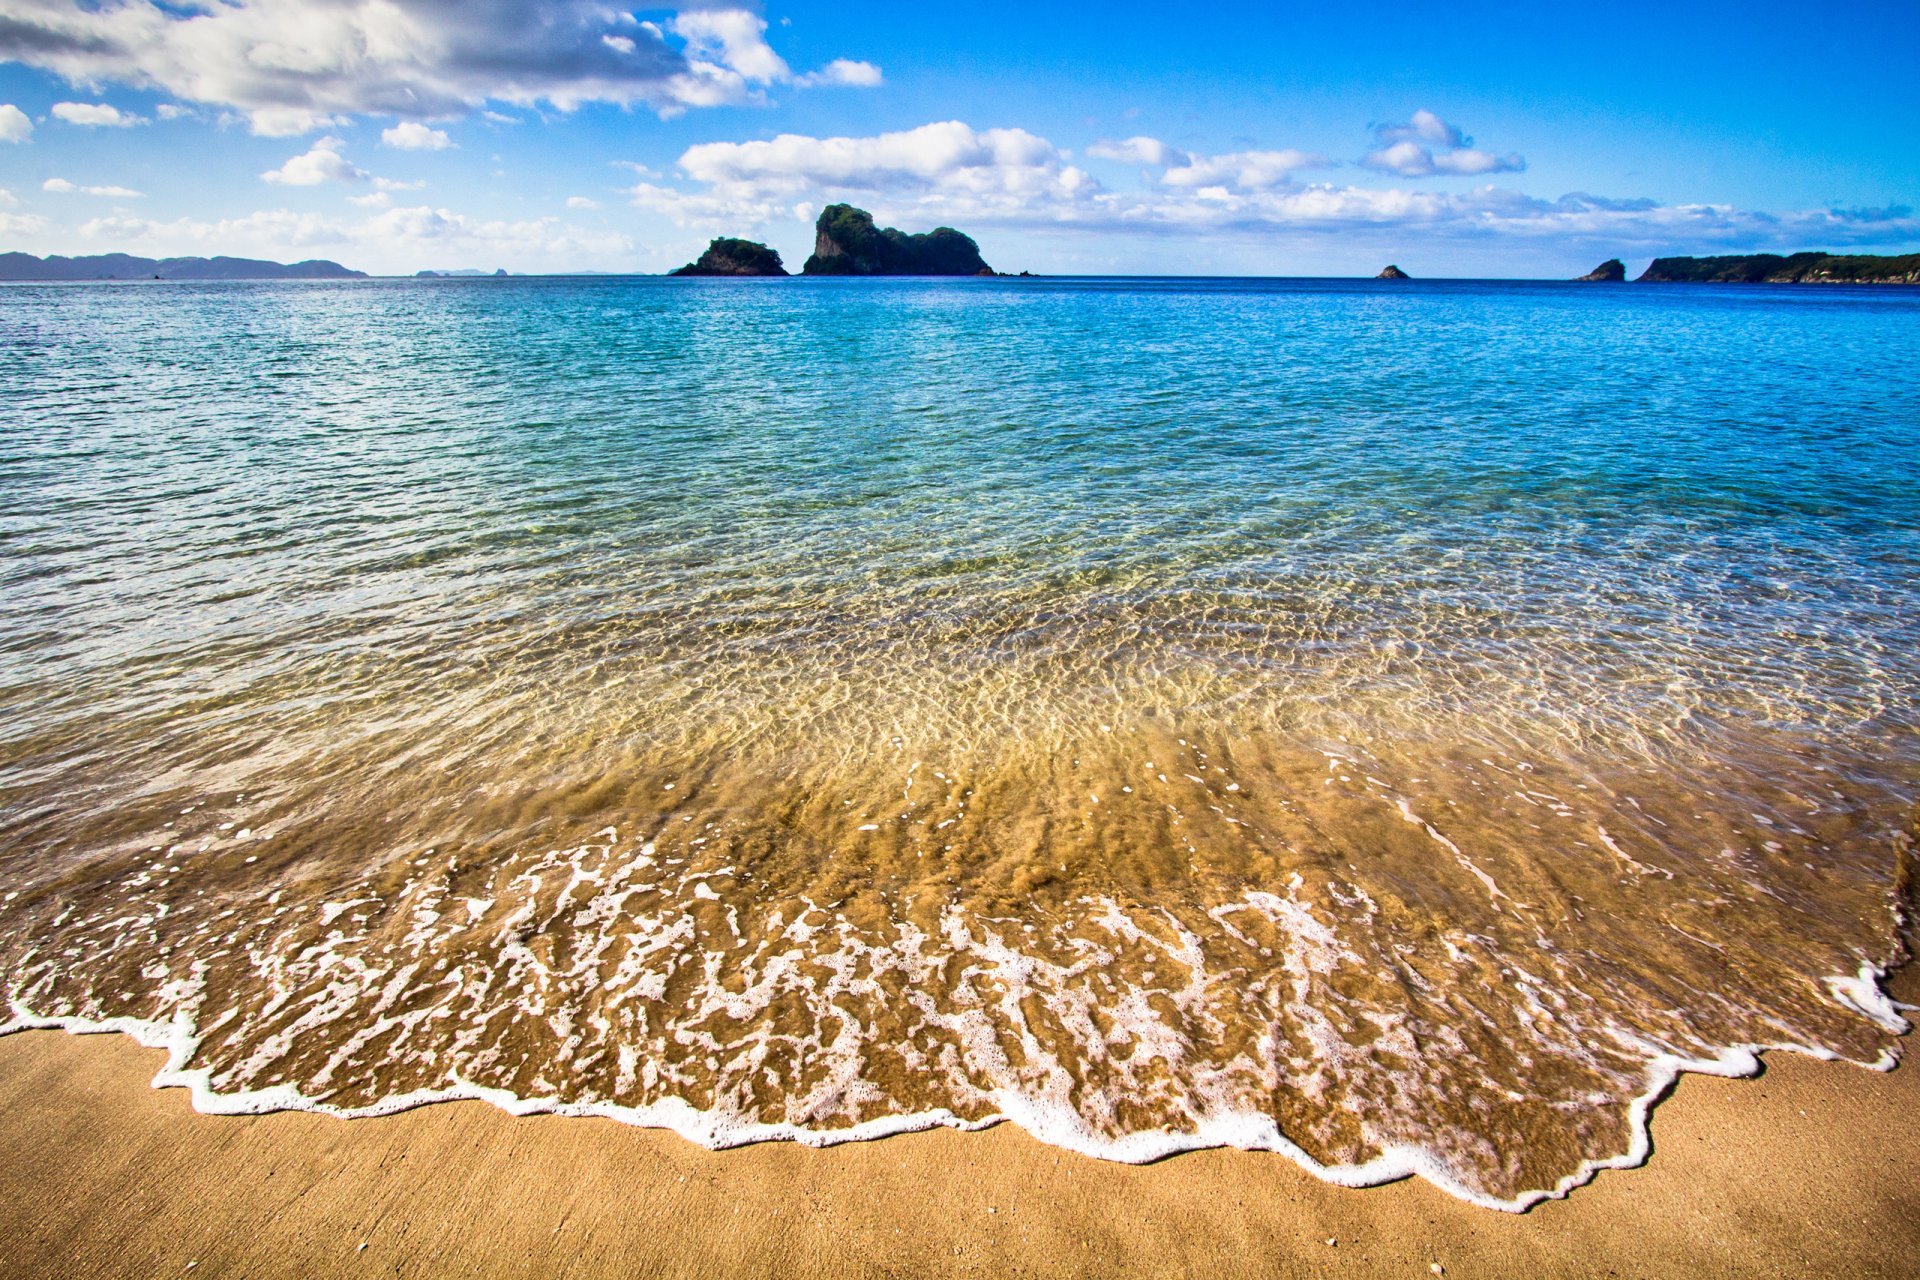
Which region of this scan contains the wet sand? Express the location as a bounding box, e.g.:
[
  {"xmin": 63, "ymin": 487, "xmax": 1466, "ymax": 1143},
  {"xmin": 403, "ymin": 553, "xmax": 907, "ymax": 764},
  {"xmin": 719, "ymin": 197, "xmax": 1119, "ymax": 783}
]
[{"xmin": 1, "ymin": 969, "xmax": 1913, "ymax": 1279}]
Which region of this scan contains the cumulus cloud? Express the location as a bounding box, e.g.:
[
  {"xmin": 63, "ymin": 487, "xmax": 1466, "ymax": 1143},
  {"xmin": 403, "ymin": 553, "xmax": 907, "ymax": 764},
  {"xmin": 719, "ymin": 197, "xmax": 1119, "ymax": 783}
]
[
  {"xmin": 624, "ymin": 117, "xmax": 1920, "ymax": 254},
  {"xmin": 1361, "ymin": 110, "xmax": 1524, "ymax": 177},
  {"xmin": 0, "ymin": 103, "xmax": 29, "ymax": 142},
  {"xmin": 1090, "ymin": 136, "xmax": 1330, "ymax": 191},
  {"xmin": 795, "ymin": 59, "xmax": 884, "ymax": 88},
  {"xmin": 565, "ymin": 195, "xmax": 600, "ymax": 210},
  {"xmin": 0, "ymin": 211, "xmax": 52, "ymax": 234},
  {"xmin": 65, "ymin": 200, "xmax": 635, "ymax": 273},
  {"xmin": 0, "ymin": 2, "xmax": 878, "ymax": 135},
  {"xmin": 1362, "ymin": 139, "xmax": 1524, "ymax": 177},
  {"xmin": 1087, "ymin": 135, "xmax": 1181, "ymax": 167},
  {"xmin": 381, "ymin": 121, "xmax": 454, "ymax": 151},
  {"xmin": 43, "ymin": 177, "xmax": 144, "ymax": 196},
  {"xmin": 1373, "ymin": 109, "xmax": 1468, "ymax": 149},
  {"xmin": 643, "ymin": 121, "xmax": 1097, "ymax": 227},
  {"xmin": 51, "ymin": 101, "xmax": 144, "ymax": 127},
  {"xmin": 260, "ymin": 136, "xmax": 368, "ymax": 185}
]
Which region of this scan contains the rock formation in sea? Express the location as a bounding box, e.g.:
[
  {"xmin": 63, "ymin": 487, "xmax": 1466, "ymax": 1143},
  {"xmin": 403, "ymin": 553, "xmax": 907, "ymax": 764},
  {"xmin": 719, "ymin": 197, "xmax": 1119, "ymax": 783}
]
[
  {"xmin": 1574, "ymin": 259, "xmax": 1626, "ymax": 282},
  {"xmin": 0, "ymin": 252, "xmax": 365, "ymax": 281},
  {"xmin": 670, "ymin": 238, "xmax": 790, "ymax": 277},
  {"xmin": 1375, "ymin": 264, "xmax": 1410, "ymax": 280},
  {"xmin": 1636, "ymin": 251, "xmax": 1920, "ymax": 284},
  {"xmin": 800, "ymin": 205, "xmax": 993, "ymax": 276}
]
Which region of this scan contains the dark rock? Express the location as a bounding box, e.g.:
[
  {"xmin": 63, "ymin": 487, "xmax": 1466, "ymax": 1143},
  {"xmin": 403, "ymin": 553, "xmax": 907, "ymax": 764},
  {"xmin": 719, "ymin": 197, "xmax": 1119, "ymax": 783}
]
[
  {"xmin": 800, "ymin": 204, "xmax": 992, "ymax": 276},
  {"xmin": 1574, "ymin": 258, "xmax": 1626, "ymax": 282},
  {"xmin": 670, "ymin": 237, "xmax": 789, "ymax": 277},
  {"xmin": 1375, "ymin": 264, "xmax": 1410, "ymax": 280}
]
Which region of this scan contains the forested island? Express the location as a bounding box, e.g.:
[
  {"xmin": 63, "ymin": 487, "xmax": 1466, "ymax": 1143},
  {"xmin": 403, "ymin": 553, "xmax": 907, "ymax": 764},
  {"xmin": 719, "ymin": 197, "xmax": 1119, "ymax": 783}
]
[{"xmin": 1637, "ymin": 252, "xmax": 1920, "ymax": 284}]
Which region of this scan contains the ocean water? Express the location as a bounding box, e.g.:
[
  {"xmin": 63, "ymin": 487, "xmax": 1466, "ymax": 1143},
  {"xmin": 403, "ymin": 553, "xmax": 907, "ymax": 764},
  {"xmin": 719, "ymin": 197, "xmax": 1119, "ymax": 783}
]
[{"xmin": 1, "ymin": 275, "xmax": 1915, "ymax": 1208}]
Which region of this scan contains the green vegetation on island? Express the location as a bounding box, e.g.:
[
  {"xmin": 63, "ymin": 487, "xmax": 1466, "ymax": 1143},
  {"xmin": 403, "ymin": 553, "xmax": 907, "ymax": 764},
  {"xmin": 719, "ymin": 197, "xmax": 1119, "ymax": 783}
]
[
  {"xmin": 1636, "ymin": 252, "xmax": 1920, "ymax": 284},
  {"xmin": 801, "ymin": 204, "xmax": 993, "ymax": 276},
  {"xmin": 670, "ymin": 238, "xmax": 789, "ymax": 277}
]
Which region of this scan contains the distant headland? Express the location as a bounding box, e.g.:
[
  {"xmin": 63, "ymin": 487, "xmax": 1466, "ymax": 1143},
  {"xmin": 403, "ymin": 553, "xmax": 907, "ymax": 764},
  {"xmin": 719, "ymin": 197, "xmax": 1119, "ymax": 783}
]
[
  {"xmin": 1634, "ymin": 252, "xmax": 1920, "ymax": 284},
  {"xmin": 0, "ymin": 252, "xmax": 364, "ymax": 281}
]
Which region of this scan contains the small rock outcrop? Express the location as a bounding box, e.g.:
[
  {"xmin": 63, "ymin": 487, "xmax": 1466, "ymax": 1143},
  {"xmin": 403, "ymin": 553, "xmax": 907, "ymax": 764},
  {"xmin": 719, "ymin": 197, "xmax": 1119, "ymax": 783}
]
[
  {"xmin": 670, "ymin": 238, "xmax": 789, "ymax": 277},
  {"xmin": 801, "ymin": 204, "xmax": 992, "ymax": 276},
  {"xmin": 1375, "ymin": 264, "xmax": 1410, "ymax": 280},
  {"xmin": 1574, "ymin": 258, "xmax": 1626, "ymax": 282}
]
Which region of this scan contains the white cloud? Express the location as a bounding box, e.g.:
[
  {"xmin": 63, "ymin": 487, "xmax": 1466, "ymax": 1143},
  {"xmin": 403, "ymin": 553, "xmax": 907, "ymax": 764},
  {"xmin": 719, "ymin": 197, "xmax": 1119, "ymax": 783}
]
[
  {"xmin": 669, "ymin": 10, "xmax": 789, "ymax": 84},
  {"xmin": 1374, "ymin": 109, "xmax": 1468, "ymax": 148},
  {"xmin": 64, "ymin": 200, "xmax": 635, "ymax": 273},
  {"xmin": 625, "ymin": 117, "xmax": 1920, "ymax": 255},
  {"xmin": 1160, "ymin": 148, "xmax": 1330, "ymax": 191},
  {"xmin": 260, "ymin": 136, "xmax": 368, "ymax": 185},
  {"xmin": 1087, "ymin": 136, "xmax": 1181, "ymax": 167},
  {"xmin": 0, "ymin": 103, "xmax": 30, "ymax": 142},
  {"xmin": 1090, "ymin": 136, "xmax": 1330, "ymax": 191},
  {"xmin": 795, "ymin": 58, "xmax": 883, "ymax": 88},
  {"xmin": 80, "ymin": 208, "xmax": 349, "ymax": 249},
  {"xmin": 1362, "ymin": 139, "xmax": 1525, "ymax": 177},
  {"xmin": 381, "ymin": 121, "xmax": 453, "ymax": 151},
  {"xmin": 0, "ymin": 2, "xmax": 869, "ymax": 134},
  {"xmin": 51, "ymin": 101, "xmax": 145, "ymax": 127},
  {"xmin": 43, "ymin": 177, "xmax": 145, "ymax": 196},
  {"xmin": 0, "ymin": 211, "xmax": 52, "ymax": 234},
  {"xmin": 348, "ymin": 191, "xmax": 392, "ymax": 208},
  {"xmin": 0, "ymin": 187, "xmax": 14, "ymax": 206},
  {"xmin": 653, "ymin": 121, "xmax": 1096, "ymax": 227},
  {"xmin": 565, "ymin": 195, "xmax": 600, "ymax": 210},
  {"xmin": 372, "ymin": 176, "xmax": 426, "ymax": 192},
  {"xmin": 1361, "ymin": 111, "xmax": 1524, "ymax": 178}
]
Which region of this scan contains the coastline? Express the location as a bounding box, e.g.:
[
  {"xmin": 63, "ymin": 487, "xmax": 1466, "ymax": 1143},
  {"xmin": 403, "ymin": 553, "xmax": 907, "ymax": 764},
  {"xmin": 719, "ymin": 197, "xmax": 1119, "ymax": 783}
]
[{"xmin": 2, "ymin": 968, "xmax": 1913, "ymax": 1278}]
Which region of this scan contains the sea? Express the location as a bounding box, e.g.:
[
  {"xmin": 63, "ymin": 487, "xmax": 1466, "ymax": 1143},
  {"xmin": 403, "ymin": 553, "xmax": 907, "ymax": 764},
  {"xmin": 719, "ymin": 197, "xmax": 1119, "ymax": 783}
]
[{"xmin": 1, "ymin": 275, "xmax": 1915, "ymax": 1209}]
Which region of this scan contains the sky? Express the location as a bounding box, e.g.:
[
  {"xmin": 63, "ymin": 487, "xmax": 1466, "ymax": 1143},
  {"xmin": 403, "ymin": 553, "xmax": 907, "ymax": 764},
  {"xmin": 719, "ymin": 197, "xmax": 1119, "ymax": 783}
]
[{"xmin": 0, "ymin": 0, "xmax": 1916, "ymax": 277}]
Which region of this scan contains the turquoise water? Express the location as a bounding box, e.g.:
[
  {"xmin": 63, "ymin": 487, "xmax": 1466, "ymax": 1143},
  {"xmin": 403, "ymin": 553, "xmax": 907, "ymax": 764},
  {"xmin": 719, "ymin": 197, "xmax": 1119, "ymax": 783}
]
[{"xmin": 1, "ymin": 277, "xmax": 1916, "ymax": 1207}]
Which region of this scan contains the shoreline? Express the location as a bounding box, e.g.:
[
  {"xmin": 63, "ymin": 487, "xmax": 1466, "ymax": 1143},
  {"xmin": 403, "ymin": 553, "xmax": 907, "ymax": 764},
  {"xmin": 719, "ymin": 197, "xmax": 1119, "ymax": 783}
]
[
  {"xmin": 2, "ymin": 968, "xmax": 1914, "ymax": 1277},
  {"xmin": 4, "ymin": 955, "xmax": 1907, "ymax": 1215}
]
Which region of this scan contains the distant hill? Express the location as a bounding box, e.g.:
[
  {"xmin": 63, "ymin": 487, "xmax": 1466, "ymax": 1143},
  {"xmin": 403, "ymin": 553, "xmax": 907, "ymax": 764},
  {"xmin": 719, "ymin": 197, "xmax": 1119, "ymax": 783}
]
[
  {"xmin": 1637, "ymin": 252, "xmax": 1920, "ymax": 284},
  {"xmin": 0, "ymin": 252, "xmax": 366, "ymax": 281},
  {"xmin": 801, "ymin": 205, "xmax": 992, "ymax": 276}
]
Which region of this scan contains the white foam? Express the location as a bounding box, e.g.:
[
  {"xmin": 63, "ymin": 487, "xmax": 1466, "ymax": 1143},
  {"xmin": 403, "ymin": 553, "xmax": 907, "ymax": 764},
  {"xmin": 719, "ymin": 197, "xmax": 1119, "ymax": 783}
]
[{"xmin": 3, "ymin": 935, "xmax": 1905, "ymax": 1214}]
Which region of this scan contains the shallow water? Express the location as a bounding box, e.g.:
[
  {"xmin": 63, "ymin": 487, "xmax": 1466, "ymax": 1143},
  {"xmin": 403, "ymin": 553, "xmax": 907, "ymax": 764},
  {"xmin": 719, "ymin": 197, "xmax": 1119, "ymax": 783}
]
[{"xmin": 1, "ymin": 275, "xmax": 1916, "ymax": 1206}]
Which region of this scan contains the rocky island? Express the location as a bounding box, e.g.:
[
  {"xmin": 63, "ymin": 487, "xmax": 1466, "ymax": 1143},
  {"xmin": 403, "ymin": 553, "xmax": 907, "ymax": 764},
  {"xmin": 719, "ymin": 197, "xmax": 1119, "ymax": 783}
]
[
  {"xmin": 1637, "ymin": 251, "xmax": 1920, "ymax": 284},
  {"xmin": 0, "ymin": 252, "xmax": 365, "ymax": 281},
  {"xmin": 1574, "ymin": 259, "xmax": 1626, "ymax": 282},
  {"xmin": 1376, "ymin": 264, "xmax": 1410, "ymax": 280},
  {"xmin": 801, "ymin": 204, "xmax": 992, "ymax": 276},
  {"xmin": 670, "ymin": 238, "xmax": 789, "ymax": 277}
]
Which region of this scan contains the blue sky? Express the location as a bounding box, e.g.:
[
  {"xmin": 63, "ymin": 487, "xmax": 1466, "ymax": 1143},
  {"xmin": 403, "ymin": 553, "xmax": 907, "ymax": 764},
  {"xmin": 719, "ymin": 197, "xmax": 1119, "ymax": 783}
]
[{"xmin": 1, "ymin": 0, "xmax": 1915, "ymax": 276}]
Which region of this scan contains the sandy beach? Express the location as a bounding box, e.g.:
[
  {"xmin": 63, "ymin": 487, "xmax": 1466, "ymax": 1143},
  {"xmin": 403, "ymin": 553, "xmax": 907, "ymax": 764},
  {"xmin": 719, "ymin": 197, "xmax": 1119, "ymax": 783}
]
[{"xmin": 0, "ymin": 969, "xmax": 1911, "ymax": 1280}]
